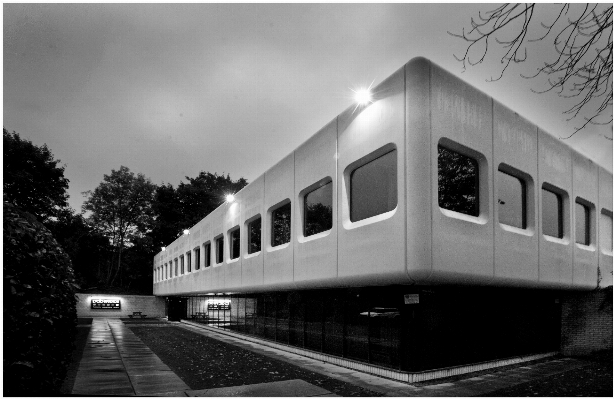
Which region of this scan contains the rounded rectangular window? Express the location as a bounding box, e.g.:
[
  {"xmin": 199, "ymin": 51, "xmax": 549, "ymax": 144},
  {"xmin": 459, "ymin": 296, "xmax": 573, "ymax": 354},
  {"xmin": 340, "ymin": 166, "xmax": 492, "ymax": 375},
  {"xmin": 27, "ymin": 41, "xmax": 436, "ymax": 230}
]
[
  {"xmin": 600, "ymin": 210, "xmax": 613, "ymax": 253},
  {"xmin": 186, "ymin": 251, "xmax": 192, "ymax": 272},
  {"xmin": 272, "ymin": 203, "xmax": 291, "ymax": 246},
  {"xmin": 542, "ymin": 187, "xmax": 563, "ymax": 238},
  {"xmin": 498, "ymin": 170, "xmax": 526, "ymax": 228},
  {"xmin": 203, "ymin": 242, "xmax": 211, "ymax": 267},
  {"xmin": 248, "ymin": 217, "xmax": 262, "ymax": 254},
  {"xmin": 180, "ymin": 255, "xmax": 185, "ymax": 274},
  {"xmin": 230, "ymin": 228, "xmax": 240, "ymax": 260},
  {"xmin": 438, "ymin": 145, "xmax": 479, "ymax": 217},
  {"xmin": 350, "ymin": 149, "xmax": 397, "ymax": 222},
  {"xmin": 194, "ymin": 247, "xmax": 201, "ymax": 270},
  {"xmin": 575, "ymin": 200, "xmax": 590, "ymax": 245},
  {"xmin": 174, "ymin": 258, "xmax": 178, "ymax": 277},
  {"xmin": 216, "ymin": 237, "xmax": 224, "ymax": 264},
  {"xmin": 304, "ymin": 181, "xmax": 333, "ymax": 236}
]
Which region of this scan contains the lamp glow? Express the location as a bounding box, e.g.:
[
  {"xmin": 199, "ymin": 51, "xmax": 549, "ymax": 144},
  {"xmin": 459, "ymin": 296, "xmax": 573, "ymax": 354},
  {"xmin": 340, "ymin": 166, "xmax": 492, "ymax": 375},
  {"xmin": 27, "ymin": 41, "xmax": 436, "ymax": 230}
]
[
  {"xmin": 225, "ymin": 194, "xmax": 235, "ymax": 203},
  {"xmin": 183, "ymin": 229, "xmax": 190, "ymax": 235},
  {"xmin": 161, "ymin": 246, "xmax": 166, "ymax": 251},
  {"xmin": 354, "ymin": 88, "xmax": 372, "ymax": 105}
]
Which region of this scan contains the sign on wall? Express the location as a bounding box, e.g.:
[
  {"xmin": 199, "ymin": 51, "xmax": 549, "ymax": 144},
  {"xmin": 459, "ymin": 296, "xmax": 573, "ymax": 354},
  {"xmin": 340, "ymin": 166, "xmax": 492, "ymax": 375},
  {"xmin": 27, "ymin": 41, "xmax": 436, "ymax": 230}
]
[
  {"xmin": 404, "ymin": 294, "xmax": 419, "ymax": 305},
  {"xmin": 91, "ymin": 298, "xmax": 121, "ymax": 310}
]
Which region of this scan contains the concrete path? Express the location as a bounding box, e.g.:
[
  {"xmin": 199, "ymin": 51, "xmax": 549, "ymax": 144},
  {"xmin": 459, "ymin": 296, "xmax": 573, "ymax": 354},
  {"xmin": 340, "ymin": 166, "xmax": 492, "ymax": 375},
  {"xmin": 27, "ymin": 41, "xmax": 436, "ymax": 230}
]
[
  {"xmin": 72, "ymin": 318, "xmax": 189, "ymax": 396},
  {"xmin": 71, "ymin": 318, "xmax": 592, "ymax": 397}
]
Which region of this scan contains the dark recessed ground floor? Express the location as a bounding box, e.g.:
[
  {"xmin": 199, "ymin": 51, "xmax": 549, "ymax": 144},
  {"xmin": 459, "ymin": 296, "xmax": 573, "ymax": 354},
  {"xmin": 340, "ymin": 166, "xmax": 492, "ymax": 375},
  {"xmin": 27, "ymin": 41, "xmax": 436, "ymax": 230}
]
[{"xmin": 166, "ymin": 285, "xmax": 562, "ymax": 372}]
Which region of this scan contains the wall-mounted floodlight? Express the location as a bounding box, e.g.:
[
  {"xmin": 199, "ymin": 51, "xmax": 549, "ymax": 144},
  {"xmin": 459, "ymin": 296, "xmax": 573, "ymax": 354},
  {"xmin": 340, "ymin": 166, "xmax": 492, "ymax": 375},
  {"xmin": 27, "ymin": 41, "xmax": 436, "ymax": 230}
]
[
  {"xmin": 183, "ymin": 229, "xmax": 190, "ymax": 235},
  {"xmin": 354, "ymin": 88, "xmax": 372, "ymax": 105},
  {"xmin": 161, "ymin": 246, "xmax": 166, "ymax": 251},
  {"xmin": 225, "ymin": 194, "xmax": 235, "ymax": 203}
]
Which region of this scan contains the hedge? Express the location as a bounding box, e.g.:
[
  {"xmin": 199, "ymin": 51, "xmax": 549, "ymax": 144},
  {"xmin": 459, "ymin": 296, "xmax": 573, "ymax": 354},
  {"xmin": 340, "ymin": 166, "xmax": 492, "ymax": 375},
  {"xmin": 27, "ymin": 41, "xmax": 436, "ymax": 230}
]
[{"xmin": 4, "ymin": 201, "xmax": 78, "ymax": 396}]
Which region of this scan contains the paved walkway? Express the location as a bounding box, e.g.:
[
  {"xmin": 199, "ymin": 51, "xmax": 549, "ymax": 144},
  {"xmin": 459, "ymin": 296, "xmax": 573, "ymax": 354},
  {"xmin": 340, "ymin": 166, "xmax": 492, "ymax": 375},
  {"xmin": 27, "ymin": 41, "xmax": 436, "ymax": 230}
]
[
  {"xmin": 72, "ymin": 318, "xmax": 189, "ymax": 396},
  {"xmin": 72, "ymin": 318, "xmax": 592, "ymax": 397}
]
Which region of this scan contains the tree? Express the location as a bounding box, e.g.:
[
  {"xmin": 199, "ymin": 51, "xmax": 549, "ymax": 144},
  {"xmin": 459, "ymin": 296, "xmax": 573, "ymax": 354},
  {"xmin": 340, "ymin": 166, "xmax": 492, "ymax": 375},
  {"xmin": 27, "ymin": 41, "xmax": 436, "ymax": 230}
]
[
  {"xmin": 82, "ymin": 166, "xmax": 156, "ymax": 287},
  {"xmin": 3, "ymin": 128, "xmax": 70, "ymax": 222},
  {"xmin": 450, "ymin": 4, "xmax": 612, "ymax": 135},
  {"xmin": 151, "ymin": 172, "xmax": 248, "ymax": 249},
  {"xmin": 4, "ymin": 201, "xmax": 78, "ymax": 395}
]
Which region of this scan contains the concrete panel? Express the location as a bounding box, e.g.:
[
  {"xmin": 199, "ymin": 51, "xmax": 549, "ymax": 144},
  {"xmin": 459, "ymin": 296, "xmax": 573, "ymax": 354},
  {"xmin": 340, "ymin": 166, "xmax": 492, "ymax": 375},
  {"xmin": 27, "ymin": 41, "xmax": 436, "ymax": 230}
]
[
  {"xmin": 538, "ymin": 130, "xmax": 573, "ymax": 287},
  {"xmin": 493, "ymin": 101, "xmax": 539, "ymax": 286},
  {"xmin": 405, "ymin": 57, "xmax": 432, "ymax": 283},
  {"xmin": 572, "ymin": 153, "xmax": 599, "ymax": 288},
  {"xmin": 263, "ymin": 153, "xmax": 296, "ymax": 290},
  {"xmin": 294, "ymin": 118, "xmax": 338, "ymax": 288},
  {"xmin": 224, "ymin": 197, "xmax": 242, "ymax": 292},
  {"xmin": 241, "ymin": 175, "xmax": 265, "ymax": 289},
  {"xmin": 598, "ymin": 167, "xmax": 613, "ymax": 287},
  {"xmin": 337, "ymin": 65, "xmax": 408, "ymax": 286},
  {"xmin": 430, "ymin": 62, "xmax": 494, "ymax": 285}
]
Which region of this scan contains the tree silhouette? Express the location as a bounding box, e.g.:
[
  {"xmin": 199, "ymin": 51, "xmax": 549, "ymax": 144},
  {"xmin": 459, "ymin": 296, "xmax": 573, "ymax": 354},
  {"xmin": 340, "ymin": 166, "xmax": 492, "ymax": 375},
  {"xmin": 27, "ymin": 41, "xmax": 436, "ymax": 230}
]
[{"xmin": 450, "ymin": 4, "xmax": 612, "ymax": 136}]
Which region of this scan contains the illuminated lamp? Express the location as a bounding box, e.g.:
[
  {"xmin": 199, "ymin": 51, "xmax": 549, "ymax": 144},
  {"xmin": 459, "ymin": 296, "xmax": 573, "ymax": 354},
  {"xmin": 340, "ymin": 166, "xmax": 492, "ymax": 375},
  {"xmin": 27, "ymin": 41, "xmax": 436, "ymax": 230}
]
[
  {"xmin": 183, "ymin": 229, "xmax": 190, "ymax": 235},
  {"xmin": 225, "ymin": 194, "xmax": 235, "ymax": 203}
]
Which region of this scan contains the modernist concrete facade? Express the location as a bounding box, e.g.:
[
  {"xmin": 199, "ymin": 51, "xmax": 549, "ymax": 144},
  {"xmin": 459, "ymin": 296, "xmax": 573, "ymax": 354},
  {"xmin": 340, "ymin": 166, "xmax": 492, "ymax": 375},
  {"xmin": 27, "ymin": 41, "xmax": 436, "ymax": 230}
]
[{"xmin": 152, "ymin": 58, "xmax": 613, "ymax": 373}]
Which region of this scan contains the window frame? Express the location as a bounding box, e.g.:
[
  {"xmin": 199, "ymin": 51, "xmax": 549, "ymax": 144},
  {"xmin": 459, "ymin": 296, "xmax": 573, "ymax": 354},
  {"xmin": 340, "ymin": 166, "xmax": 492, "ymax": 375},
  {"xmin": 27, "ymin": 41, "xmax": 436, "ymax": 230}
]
[
  {"xmin": 246, "ymin": 215, "xmax": 262, "ymax": 255},
  {"xmin": 541, "ymin": 184, "xmax": 566, "ymax": 240},
  {"xmin": 497, "ymin": 166, "xmax": 528, "ymax": 230},
  {"xmin": 437, "ymin": 143, "xmax": 480, "ymax": 218},
  {"xmin": 215, "ymin": 235, "xmax": 224, "ymax": 264},
  {"xmin": 186, "ymin": 251, "xmax": 192, "ymax": 272},
  {"xmin": 229, "ymin": 227, "xmax": 240, "ymax": 260},
  {"xmin": 574, "ymin": 198, "xmax": 592, "ymax": 246},
  {"xmin": 194, "ymin": 247, "xmax": 201, "ymax": 270},
  {"xmin": 349, "ymin": 148, "xmax": 398, "ymax": 223},
  {"xmin": 203, "ymin": 242, "xmax": 211, "ymax": 267},
  {"xmin": 270, "ymin": 200, "xmax": 292, "ymax": 248},
  {"xmin": 303, "ymin": 179, "xmax": 333, "ymax": 238}
]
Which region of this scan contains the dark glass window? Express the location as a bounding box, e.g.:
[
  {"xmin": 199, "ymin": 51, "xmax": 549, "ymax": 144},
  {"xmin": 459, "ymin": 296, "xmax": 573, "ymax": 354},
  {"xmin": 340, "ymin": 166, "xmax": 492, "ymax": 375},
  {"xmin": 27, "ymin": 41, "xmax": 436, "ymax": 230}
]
[
  {"xmin": 165, "ymin": 263, "xmax": 168, "ymax": 279},
  {"xmin": 204, "ymin": 242, "xmax": 211, "ymax": 267},
  {"xmin": 542, "ymin": 188, "xmax": 563, "ymax": 238},
  {"xmin": 350, "ymin": 150, "xmax": 397, "ymax": 222},
  {"xmin": 575, "ymin": 201, "xmax": 590, "ymax": 245},
  {"xmin": 230, "ymin": 228, "xmax": 240, "ymax": 259},
  {"xmin": 498, "ymin": 170, "xmax": 526, "ymax": 228},
  {"xmin": 180, "ymin": 255, "xmax": 184, "ymax": 274},
  {"xmin": 194, "ymin": 247, "xmax": 201, "ymax": 270},
  {"xmin": 248, "ymin": 217, "xmax": 262, "ymax": 254},
  {"xmin": 601, "ymin": 210, "xmax": 613, "ymax": 252},
  {"xmin": 438, "ymin": 145, "xmax": 479, "ymax": 216},
  {"xmin": 216, "ymin": 236, "xmax": 224, "ymax": 264},
  {"xmin": 187, "ymin": 251, "xmax": 192, "ymax": 272},
  {"xmin": 272, "ymin": 203, "xmax": 291, "ymax": 246},
  {"xmin": 304, "ymin": 182, "xmax": 333, "ymax": 236},
  {"xmin": 174, "ymin": 258, "xmax": 178, "ymax": 276}
]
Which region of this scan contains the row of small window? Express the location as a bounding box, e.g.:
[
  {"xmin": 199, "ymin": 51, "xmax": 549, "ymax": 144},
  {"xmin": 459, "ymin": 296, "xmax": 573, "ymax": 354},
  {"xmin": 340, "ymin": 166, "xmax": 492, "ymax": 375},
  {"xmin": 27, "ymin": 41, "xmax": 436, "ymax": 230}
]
[
  {"xmin": 155, "ymin": 143, "xmax": 613, "ymax": 281},
  {"xmin": 155, "ymin": 149, "xmax": 395, "ymax": 281},
  {"xmin": 437, "ymin": 145, "xmax": 613, "ymax": 249}
]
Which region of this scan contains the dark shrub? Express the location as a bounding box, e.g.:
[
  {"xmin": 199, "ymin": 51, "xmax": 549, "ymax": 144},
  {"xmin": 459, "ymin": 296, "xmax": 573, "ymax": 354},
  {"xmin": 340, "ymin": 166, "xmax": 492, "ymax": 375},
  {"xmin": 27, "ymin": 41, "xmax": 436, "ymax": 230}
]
[{"xmin": 3, "ymin": 201, "xmax": 78, "ymax": 396}]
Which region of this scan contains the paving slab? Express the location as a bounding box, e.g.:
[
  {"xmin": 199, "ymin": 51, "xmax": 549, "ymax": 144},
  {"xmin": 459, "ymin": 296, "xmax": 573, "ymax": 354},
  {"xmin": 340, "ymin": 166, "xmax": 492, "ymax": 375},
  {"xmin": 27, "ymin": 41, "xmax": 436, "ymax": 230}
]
[
  {"xmin": 72, "ymin": 318, "xmax": 190, "ymax": 396},
  {"xmin": 186, "ymin": 379, "xmax": 337, "ymax": 397}
]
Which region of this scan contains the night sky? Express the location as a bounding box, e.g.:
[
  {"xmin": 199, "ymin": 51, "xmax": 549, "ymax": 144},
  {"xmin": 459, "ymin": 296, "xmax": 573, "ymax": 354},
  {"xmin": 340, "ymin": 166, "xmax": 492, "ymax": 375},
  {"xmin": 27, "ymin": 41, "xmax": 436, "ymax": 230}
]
[{"xmin": 4, "ymin": 3, "xmax": 612, "ymax": 212}]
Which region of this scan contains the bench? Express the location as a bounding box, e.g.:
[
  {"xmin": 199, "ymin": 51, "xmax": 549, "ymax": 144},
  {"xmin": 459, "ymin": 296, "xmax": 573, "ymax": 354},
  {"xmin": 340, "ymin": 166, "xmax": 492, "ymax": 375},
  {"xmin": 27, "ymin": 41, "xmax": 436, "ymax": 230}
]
[
  {"xmin": 191, "ymin": 312, "xmax": 208, "ymax": 320},
  {"xmin": 128, "ymin": 311, "xmax": 147, "ymax": 319}
]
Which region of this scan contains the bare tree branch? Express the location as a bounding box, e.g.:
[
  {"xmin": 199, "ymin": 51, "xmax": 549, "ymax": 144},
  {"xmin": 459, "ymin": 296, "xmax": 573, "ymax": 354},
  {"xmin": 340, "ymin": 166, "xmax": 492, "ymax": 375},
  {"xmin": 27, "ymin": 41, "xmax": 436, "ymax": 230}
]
[{"xmin": 450, "ymin": 3, "xmax": 613, "ymax": 137}]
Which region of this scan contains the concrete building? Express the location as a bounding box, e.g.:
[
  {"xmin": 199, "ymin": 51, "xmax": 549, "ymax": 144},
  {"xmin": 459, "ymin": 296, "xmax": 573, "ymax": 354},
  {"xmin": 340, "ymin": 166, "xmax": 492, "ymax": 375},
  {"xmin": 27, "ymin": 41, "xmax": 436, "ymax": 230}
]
[{"xmin": 152, "ymin": 57, "xmax": 613, "ymax": 376}]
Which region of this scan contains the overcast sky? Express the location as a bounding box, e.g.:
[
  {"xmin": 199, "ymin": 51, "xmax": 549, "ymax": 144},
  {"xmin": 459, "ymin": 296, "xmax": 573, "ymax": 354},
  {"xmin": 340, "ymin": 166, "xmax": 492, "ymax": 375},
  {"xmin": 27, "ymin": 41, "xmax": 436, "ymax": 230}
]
[{"xmin": 4, "ymin": 3, "xmax": 612, "ymax": 212}]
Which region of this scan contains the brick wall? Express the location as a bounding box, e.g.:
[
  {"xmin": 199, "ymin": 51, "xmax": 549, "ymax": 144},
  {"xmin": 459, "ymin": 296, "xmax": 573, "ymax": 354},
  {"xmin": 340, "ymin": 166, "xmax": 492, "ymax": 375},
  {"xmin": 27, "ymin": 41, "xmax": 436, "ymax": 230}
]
[
  {"xmin": 560, "ymin": 287, "xmax": 613, "ymax": 356},
  {"xmin": 76, "ymin": 293, "xmax": 166, "ymax": 318}
]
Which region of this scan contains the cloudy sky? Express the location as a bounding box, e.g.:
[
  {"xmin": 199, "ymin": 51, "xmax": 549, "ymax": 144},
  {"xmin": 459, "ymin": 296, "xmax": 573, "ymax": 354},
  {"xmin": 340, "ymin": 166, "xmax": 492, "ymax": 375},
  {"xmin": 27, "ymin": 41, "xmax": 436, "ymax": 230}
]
[{"xmin": 4, "ymin": 3, "xmax": 612, "ymax": 212}]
